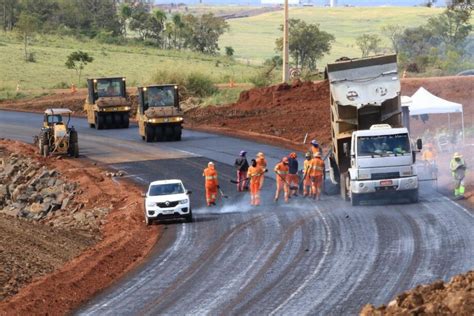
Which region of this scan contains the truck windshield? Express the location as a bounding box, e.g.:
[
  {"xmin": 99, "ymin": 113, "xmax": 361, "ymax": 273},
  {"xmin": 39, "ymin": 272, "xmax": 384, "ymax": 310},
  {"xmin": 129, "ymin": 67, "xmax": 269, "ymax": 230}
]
[
  {"xmin": 146, "ymin": 87, "xmax": 175, "ymax": 107},
  {"xmin": 97, "ymin": 79, "xmax": 123, "ymax": 97},
  {"xmin": 149, "ymin": 183, "xmax": 184, "ymax": 196},
  {"xmin": 357, "ymin": 133, "xmax": 410, "ymax": 157},
  {"xmin": 47, "ymin": 115, "xmax": 63, "ymax": 124}
]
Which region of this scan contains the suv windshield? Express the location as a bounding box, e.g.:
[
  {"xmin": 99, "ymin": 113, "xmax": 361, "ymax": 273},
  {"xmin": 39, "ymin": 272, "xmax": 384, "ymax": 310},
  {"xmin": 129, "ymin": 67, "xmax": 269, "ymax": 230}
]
[
  {"xmin": 149, "ymin": 183, "xmax": 184, "ymax": 196},
  {"xmin": 357, "ymin": 133, "xmax": 410, "ymax": 157},
  {"xmin": 97, "ymin": 79, "xmax": 123, "ymax": 97},
  {"xmin": 146, "ymin": 87, "xmax": 175, "ymax": 107}
]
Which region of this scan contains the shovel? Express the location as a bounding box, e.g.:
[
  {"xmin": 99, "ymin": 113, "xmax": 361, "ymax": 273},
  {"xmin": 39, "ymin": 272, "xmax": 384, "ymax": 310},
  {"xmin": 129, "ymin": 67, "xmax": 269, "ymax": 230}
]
[
  {"xmin": 218, "ymin": 187, "xmax": 229, "ymax": 199},
  {"xmin": 230, "ymin": 170, "xmax": 268, "ymax": 184},
  {"xmin": 276, "ymin": 173, "xmax": 299, "ymax": 191}
]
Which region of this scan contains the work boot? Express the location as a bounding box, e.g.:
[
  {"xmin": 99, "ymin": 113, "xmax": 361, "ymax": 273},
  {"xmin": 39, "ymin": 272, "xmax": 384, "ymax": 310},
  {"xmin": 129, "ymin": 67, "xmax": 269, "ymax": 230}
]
[{"xmin": 274, "ymin": 197, "xmax": 278, "ymax": 203}]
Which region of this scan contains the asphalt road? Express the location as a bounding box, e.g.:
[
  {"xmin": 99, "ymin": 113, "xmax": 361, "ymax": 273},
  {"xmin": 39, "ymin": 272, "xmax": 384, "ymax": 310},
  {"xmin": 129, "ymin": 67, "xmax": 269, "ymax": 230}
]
[{"xmin": 1, "ymin": 110, "xmax": 473, "ymax": 315}]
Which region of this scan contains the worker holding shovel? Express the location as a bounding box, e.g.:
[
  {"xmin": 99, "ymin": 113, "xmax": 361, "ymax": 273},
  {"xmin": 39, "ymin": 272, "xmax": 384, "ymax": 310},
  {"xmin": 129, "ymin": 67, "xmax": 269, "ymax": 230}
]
[
  {"xmin": 287, "ymin": 152, "xmax": 299, "ymax": 198},
  {"xmin": 256, "ymin": 152, "xmax": 268, "ymax": 189},
  {"xmin": 203, "ymin": 162, "xmax": 219, "ymax": 206},
  {"xmin": 310, "ymin": 152, "xmax": 325, "ymax": 200},
  {"xmin": 302, "ymin": 152, "xmax": 312, "ymax": 197},
  {"xmin": 274, "ymin": 157, "xmax": 290, "ymax": 203},
  {"xmin": 247, "ymin": 159, "xmax": 265, "ymax": 206}
]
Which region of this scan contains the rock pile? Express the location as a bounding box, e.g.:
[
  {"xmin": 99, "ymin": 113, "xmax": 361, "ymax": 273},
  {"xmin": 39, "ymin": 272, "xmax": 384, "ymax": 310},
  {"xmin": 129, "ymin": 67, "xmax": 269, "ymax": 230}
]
[
  {"xmin": 0, "ymin": 152, "xmax": 109, "ymax": 231},
  {"xmin": 361, "ymin": 270, "xmax": 474, "ymax": 315}
]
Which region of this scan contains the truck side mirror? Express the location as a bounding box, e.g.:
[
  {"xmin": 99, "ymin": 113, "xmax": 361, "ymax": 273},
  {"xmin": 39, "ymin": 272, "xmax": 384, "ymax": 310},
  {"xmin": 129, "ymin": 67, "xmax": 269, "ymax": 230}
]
[
  {"xmin": 186, "ymin": 191, "xmax": 192, "ymax": 195},
  {"xmin": 416, "ymin": 139, "xmax": 422, "ymax": 150},
  {"xmin": 343, "ymin": 143, "xmax": 349, "ymax": 157}
]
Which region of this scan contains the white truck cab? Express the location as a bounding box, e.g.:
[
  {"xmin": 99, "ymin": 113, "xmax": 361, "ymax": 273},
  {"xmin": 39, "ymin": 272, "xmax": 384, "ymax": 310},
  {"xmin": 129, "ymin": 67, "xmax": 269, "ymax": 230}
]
[
  {"xmin": 144, "ymin": 179, "xmax": 192, "ymax": 225},
  {"xmin": 347, "ymin": 124, "xmax": 419, "ymax": 205}
]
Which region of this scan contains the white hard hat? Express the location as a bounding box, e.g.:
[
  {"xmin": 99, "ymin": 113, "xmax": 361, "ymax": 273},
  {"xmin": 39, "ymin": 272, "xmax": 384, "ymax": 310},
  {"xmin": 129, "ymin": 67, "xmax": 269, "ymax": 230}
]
[{"xmin": 208, "ymin": 161, "xmax": 214, "ymax": 166}]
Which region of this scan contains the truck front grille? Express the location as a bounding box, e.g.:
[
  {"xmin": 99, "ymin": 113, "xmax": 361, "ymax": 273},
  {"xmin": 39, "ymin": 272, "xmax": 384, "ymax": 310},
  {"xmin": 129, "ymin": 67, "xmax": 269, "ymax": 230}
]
[{"xmin": 371, "ymin": 172, "xmax": 400, "ymax": 180}]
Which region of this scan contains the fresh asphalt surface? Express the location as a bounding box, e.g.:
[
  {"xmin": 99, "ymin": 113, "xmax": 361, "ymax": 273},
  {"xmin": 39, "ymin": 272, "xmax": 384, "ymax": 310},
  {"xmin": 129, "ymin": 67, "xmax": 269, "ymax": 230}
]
[{"xmin": 1, "ymin": 110, "xmax": 473, "ymax": 315}]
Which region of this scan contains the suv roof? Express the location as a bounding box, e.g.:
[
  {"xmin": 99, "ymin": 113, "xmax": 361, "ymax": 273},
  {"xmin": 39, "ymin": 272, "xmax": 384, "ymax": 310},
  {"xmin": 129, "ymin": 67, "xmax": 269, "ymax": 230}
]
[{"xmin": 149, "ymin": 179, "xmax": 183, "ymax": 186}]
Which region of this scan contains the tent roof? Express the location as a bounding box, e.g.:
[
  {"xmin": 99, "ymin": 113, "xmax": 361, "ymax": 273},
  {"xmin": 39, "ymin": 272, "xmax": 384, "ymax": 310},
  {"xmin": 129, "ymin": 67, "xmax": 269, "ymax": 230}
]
[{"xmin": 409, "ymin": 87, "xmax": 462, "ymax": 115}]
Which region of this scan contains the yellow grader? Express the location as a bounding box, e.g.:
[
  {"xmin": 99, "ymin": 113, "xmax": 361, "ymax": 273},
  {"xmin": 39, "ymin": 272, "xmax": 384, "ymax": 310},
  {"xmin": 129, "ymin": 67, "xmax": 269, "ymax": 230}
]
[
  {"xmin": 35, "ymin": 108, "xmax": 79, "ymax": 158},
  {"xmin": 84, "ymin": 77, "xmax": 131, "ymax": 129},
  {"xmin": 137, "ymin": 85, "xmax": 183, "ymax": 142}
]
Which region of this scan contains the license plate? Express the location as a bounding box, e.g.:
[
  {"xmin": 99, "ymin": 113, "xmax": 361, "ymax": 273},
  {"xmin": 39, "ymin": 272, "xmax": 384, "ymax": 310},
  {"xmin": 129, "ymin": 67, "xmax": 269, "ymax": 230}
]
[{"xmin": 380, "ymin": 180, "xmax": 393, "ymax": 186}]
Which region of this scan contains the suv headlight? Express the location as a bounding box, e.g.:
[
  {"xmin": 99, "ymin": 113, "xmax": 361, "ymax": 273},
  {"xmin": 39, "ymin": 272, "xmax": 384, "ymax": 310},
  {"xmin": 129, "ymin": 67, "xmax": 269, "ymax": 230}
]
[
  {"xmin": 146, "ymin": 201, "xmax": 155, "ymax": 207},
  {"xmin": 179, "ymin": 199, "xmax": 188, "ymax": 204}
]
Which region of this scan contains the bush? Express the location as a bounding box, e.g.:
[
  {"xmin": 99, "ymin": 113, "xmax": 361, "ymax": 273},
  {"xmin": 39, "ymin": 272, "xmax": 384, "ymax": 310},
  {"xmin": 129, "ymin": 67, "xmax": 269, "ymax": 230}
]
[
  {"xmin": 186, "ymin": 73, "xmax": 217, "ymax": 97},
  {"xmin": 249, "ymin": 66, "xmax": 276, "ymax": 87},
  {"xmin": 95, "ymin": 31, "xmax": 126, "ymax": 45},
  {"xmin": 151, "ymin": 70, "xmax": 217, "ymax": 98},
  {"xmin": 26, "ymin": 52, "xmax": 36, "ymax": 63}
]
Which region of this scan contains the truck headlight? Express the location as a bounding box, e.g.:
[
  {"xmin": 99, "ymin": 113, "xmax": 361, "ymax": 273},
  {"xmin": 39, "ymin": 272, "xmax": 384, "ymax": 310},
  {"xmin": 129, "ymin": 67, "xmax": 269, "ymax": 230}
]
[
  {"xmin": 401, "ymin": 167, "xmax": 413, "ymax": 176},
  {"xmin": 358, "ymin": 170, "xmax": 371, "ymax": 180},
  {"xmin": 179, "ymin": 199, "xmax": 188, "ymax": 205}
]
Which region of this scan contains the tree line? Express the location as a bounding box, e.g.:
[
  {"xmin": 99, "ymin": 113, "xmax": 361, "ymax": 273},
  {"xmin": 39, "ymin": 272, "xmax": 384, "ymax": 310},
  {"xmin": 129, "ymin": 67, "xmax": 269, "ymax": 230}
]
[
  {"xmin": 0, "ymin": 0, "xmax": 230, "ymax": 55},
  {"xmin": 355, "ymin": 1, "xmax": 472, "ymax": 74}
]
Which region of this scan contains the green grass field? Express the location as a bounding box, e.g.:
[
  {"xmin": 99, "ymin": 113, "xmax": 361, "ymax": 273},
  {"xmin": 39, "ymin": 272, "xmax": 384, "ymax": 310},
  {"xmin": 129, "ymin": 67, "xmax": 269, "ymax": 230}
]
[
  {"xmin": 0, "ymin": 33, "xmax": 259, "ymax": 100},
  {"xmin": 220, "ymin": 7, "xmax": 445, "ymax": 66}
]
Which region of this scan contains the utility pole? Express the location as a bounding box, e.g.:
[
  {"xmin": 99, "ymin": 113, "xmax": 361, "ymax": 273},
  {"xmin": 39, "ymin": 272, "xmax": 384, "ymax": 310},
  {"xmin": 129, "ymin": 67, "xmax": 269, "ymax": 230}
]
[{"xmin": 282, "ymin": 0, "xmax": 289, "ymax": 83}]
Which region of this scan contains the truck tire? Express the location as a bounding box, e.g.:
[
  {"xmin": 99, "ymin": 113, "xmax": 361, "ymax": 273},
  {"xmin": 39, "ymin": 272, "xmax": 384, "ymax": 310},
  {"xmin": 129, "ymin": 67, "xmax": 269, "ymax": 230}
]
[
  {"xmin": 340, "ymin": 173, "xmax": 349, "ymax": 201},
  {"xmin": 95, "ymin": 114, "xmax": 104, "ymax": 130},
  {"xmin": 105, "ymin": 114, "xmax": 113, "ymax": 129},
  {"xmin": 409, "ymin": 190, "xmax": 419, "ymax": 203},
  {"xmin": 155, "ymin": 126, "xmax": 164, "ymax": 141},
  {"xmin": 43, "ymin": 144, "xmax": 49, "ymax": 157},
  {"xmin": 350, "ymin": 193, "xmax": 360, "ymax": 206},
  {"xmin": 145, "ymin": 125, "xmax": 154, "ymax": 143},
  {"xmin": 122, "ymin": 113, "xmax": 130, "ymax": 128},
  {"xmin": 173, "ymin": 125, "xmax": 182, "ymax": 141},
  {"xmin": 145, "ymin": 216, "xmax": 152, "ymax": 226},
  {"xmin": 164, "ymin": 126, "xmax": 173, "ymax": 141},
  {"xmin": 72, "ymin": 142, "xmax": 79, "ymax": 158},
  {"xmin": 114, "ymin": 113, "xmax": 122, "ymax": 128}
]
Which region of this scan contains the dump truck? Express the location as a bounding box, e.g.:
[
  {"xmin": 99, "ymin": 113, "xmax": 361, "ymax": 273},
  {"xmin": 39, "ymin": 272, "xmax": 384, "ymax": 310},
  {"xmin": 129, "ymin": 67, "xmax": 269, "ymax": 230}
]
[
  {"xmin": 325, "ymin": 55, "xmax": 422, "ymax": 205},
  {"xmin": 35, "ymin": 108, "xmax": 79, "ymax": 158},
  {"xmin": 84, "ymin": 77, "xmax": 131, "ymax": 129},
  {"xmin": 136, "ymin": 85, "xmax": 183, "ymax": 142}
]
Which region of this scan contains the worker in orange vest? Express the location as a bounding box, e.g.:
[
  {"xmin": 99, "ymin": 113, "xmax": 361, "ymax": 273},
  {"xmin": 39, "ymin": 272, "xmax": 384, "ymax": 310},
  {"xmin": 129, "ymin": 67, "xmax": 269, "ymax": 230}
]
[
  {"xmin": 310, "ymin": 139, "xmax": 321, "ymax": 158},
  {"xmin": 256, "ymin": 152, "xmax": 267, "ymax": 189},
  {"xmin": 310, "ymin": 152, "xmax": 325, "ymax": 200},
  {"xmin": 247, "ymin": 159, "xmax": 265, "ymax": 206},
  {"xmin": 274, "ymin": 157, "xmax": 290, "ymax": 203},
  {"xmin": 302, "ymin": 152, "xmax": 312, "ymax": 197},
  {"xmin": 203, "ymin": 161, "xmax": 219, "ymax": 206},
  {"xmin": 287, "ymin": 152, "xmax": 299, "ymax": 198}
]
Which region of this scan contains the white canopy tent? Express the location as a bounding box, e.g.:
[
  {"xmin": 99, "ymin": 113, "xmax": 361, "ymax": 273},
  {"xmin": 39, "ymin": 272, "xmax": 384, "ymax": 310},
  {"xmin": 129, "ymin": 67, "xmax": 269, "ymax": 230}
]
[{"xmin": 404, "ymin": 87, "xmax": 464, "ymax": 141}]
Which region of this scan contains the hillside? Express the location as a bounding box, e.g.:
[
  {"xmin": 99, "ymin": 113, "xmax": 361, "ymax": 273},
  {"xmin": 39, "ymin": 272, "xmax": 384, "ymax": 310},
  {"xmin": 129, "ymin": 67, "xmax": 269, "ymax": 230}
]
[
  {"xmin": 0, "ymin": 34, "xmax": 259, "ymax": 100},
  {"xmin": 219, "ymin": 7, "xmax": 445, "ymax": 65}
]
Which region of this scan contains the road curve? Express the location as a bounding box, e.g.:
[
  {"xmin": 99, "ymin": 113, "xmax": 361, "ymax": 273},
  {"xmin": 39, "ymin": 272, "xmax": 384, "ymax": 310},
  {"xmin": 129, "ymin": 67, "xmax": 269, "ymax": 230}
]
[{"xmin": 1, "ymin": 110, "xmax": 473, "ymax": 315}]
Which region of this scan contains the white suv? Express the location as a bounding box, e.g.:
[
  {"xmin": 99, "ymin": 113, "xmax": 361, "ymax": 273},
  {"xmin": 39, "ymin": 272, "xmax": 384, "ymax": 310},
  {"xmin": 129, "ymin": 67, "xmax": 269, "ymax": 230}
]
[{"xmin": 144, "ymin": 179, "xmax": 192, "ymax": 225}]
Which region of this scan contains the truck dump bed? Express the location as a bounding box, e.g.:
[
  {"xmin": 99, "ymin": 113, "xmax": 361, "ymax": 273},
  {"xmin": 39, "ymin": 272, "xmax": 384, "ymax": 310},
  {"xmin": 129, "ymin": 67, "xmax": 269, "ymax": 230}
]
[{"xmin": 326, "ymin": 55, "xmax": 402, "ymax": 174}]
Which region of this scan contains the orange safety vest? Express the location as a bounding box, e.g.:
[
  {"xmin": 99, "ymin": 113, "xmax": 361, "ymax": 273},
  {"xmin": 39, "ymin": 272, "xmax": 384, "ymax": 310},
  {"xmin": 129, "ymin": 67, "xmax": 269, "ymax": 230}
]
[
  {"xmin": 247, "ymin": 166, "xmax": 264, "ymax": 184},
  {"xmin": 310, "ymin": 157, "xmax": 324, "ymax": 177},
  {"xmin": 203, "ymin": 167, "xmax": 218, "ymax": 187},
  {"xmin": 311, "ymin": 146, "xmax": 321, "ymax": 157},
  {"xmin": 422, "ymin": 150, "xmax": 435, "ymax": 161},
  {"xmin": 256, "ymin": 157, "xmax": 267, "ymax": 169},
  {"xmin": 274, "ymin": 162, "xmax": 289, "ymax": 178},
  {"xmin": 303, "ymin": 159, "xmax": 312, "ymax": 176}
]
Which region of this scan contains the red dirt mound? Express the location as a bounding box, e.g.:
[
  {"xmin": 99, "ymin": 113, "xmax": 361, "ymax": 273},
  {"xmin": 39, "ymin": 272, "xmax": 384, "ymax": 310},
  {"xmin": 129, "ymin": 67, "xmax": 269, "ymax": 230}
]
[
  {"xmin": 361, "ymin": 270, "xmax": 474, "ymax": 315},
  {"xmin": 185, "ymin": 77, "xmax": 474, "ymax": 147}
]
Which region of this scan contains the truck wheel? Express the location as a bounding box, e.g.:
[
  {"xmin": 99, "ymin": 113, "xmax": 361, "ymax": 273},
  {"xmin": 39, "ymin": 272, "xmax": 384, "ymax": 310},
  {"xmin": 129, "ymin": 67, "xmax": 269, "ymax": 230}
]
[
  {"xmin": 145, "ymin": 125, "xmax": 154, "ymax": 143},
  {"xmin": 43, "ymin": 145, "xmax": 49, "ymax": 157},
  {"xmin": 154, "ymin": 126, "xmax": 163, "ymax": 141},
  {"xmin": 72, "ymin": 142, "xmax": 79, "ymax": 158},
  {"xmin": 340, "ymin": 173, "xmax": 349, "ymax": 201},
  {"xmin": 409, "ymin": 190, "xmax": 419, "ymax": 203},
  {"xmin": 164, "ymin": 126, "xmax": 173, "ymax": 141},
  {"xmin": 114, "ymin": 113, "xmax": 122, "ymax": 128},
  {"xmin": 173, "ymin": 125, "xmax": 182, "ymax": 141},
  {"xmin": 122, "ymin": 113, "xmax": 130, "ymax": 128},
  {"xmin": 38, "ymin": 138, "xmax": 44, "ymax": 155},
  {"xmin": 105, "ymin": 114, "xmax": 113, "ymax": 129},
  {"xmin": 350, "ymin": 193, "xmax": 360, "ymax": 206},
  {"xmin": 95, "ymin": 114, "xmax": 104, "ymax": 130}
]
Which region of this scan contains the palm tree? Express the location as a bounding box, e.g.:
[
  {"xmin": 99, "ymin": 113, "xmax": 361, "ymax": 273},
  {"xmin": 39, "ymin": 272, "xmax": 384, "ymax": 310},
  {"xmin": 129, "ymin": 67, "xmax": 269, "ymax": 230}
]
[{"xmin": 172, "ymin": 13, "xmax": 184, "ymax": 50}]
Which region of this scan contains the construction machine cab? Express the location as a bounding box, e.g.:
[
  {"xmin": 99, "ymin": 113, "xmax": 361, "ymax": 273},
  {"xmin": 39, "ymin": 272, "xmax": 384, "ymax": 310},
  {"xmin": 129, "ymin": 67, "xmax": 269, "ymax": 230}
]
[
  {"xmin": 43, "ymin": 108, "xmax": 71, "ymax": 128},
  {"xmin": 136, "ymin": 84, "xmax": 183, "ymax": 142},
  {"xmin": 137, "ymin": 85, "xmax": 179, "ymax": 114},
  {"xmin": 87, "ymin": 77, "xmax": 127, "ymax": 104}
]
